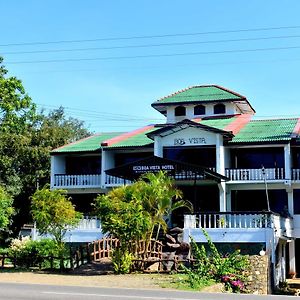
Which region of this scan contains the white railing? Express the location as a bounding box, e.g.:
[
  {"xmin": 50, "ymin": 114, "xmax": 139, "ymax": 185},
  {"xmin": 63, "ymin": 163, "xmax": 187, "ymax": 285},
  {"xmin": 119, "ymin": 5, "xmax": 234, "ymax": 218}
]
[
  {"xmin": 72, "ymin": 216, "xmax": 101, "ymax": 230},
  {"xmin": 184, "ymin": 212, "xmax": 290, "ymax": 230},
  {"xmin": 105, "ymin": 174, "xmax": 131, "ymax": 186},
  {"xmin": 225, "ymin": 168, "xmax": 284, "ymax": 181},
  {"xmin": 292, "ymin": 169, "xmax": 300, "ymax": 181},
  {"xmin": 54, "ymin": 174, "xmax": 101, "ymax": 188}
]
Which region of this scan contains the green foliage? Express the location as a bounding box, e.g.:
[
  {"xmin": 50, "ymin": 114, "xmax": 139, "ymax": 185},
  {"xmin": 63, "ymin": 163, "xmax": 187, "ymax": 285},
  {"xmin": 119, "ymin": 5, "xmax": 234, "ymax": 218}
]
[
  {"xmin": 0, "ymin": 57, "xmax": 90, "ymax": 235},
  {"xmin": 95, "ymin": 184, "xmax": 152, "ymax": 252},
  {"xmin": 183, "ymin": 230, "xmax": 250, "ymax": 293},
  {"xmin": 95, "ymin": 171, "xmax": 192, "ymax": 260},
  {"xmin": 139, "ymin": 171, "xmax": 192, "ymax": 235},
  {"xmin": 0, "ymin": 185, "xmax": 14, "ymax": 231},
  {"xmin": 31, "ymin": 187, "xmax": 82, "ymax": 250},
  {"xmin": 8, "ymin": 237, "xmax": 65, "ymax": 268},
  {"xmin": 112, "ymin": 248, "xmax": 133, "ymax": 274}
]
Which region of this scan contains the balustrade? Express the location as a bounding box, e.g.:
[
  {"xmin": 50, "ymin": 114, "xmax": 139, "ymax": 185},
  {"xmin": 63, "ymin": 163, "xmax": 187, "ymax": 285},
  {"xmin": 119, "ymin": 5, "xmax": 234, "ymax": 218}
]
[
  {"xmin": 225, "ymin": 168, "xmax": 284, "ymax": 181},
  {"xmin": 54, "ymin": 174, "xmax": 101, "ymax": 188}
]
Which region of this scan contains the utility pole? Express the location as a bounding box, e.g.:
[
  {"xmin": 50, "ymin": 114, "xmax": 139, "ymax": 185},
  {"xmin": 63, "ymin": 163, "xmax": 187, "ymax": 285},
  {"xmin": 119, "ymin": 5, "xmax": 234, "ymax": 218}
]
[{"xmin": 261, "ymin": 166, "xmax": 271, "ymax": 211}]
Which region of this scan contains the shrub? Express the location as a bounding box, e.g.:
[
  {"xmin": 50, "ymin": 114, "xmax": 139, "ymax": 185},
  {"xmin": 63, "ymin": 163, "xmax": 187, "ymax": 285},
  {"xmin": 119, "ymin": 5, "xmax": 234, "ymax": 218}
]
[
  {"xmin": 112, "ymin": 248, "xmax": 133, "ymax": 274},
  {"xmin": 9, "ymin": 237, "xmax": 66, "ymax": 268},
  {"xmin": 183, "ymin": 230, "xmax": 250, "ymax": 293}
]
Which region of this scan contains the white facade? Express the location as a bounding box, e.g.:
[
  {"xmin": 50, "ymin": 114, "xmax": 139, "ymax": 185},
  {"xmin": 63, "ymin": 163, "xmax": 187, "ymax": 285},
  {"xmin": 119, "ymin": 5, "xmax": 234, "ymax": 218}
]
[{"xmin": 50, "ymin": 84, "xmax": 300, "ymax": 284}]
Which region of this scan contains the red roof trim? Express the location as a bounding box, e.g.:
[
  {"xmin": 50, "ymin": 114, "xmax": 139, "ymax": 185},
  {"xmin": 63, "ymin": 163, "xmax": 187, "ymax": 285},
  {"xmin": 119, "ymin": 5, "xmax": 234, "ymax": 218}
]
[
  {"xmin": 223, "ymin": 114, "xmax": 252, "ymax": 135},
  {"xmin": 101, "ymin": 125, "xmax": 154, "ymax": 147},
  {"xmin": 292, "ymin": 118, "xmax": 300, "ymax": 137},
  {"xmin": 52, "ymin": 134, "xmax": 99, "ymax": 152}
]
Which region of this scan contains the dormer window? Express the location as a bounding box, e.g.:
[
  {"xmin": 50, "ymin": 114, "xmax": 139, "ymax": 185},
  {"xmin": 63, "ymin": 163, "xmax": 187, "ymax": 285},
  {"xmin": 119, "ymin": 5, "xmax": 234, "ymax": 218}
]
[
  {"xmin": 175, "ymin": 106, "xmax": 186, "ymax": 116},
  {"xmin": 194, "ymin": 105, "xmax": 206, "ymax": 115},
  {"xmin": 214, "ymin": 103, "xmax": 226, "ymax": 114}
]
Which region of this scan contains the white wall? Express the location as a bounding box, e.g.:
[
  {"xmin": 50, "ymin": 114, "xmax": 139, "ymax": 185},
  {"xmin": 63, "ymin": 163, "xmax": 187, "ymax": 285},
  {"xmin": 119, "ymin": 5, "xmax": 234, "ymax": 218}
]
[
  {"xmin": 50, "ymin": 155, "xmax": 66, "ymax": 188},
  {"xmin": 166, "ymin": 102, "xmax": 239, "ymax": 123}
]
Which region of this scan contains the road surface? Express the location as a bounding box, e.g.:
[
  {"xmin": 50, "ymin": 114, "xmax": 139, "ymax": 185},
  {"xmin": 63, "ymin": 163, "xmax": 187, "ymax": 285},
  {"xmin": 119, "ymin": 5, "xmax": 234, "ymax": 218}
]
[{"xmin": 0, "ymin": 282, "xmax": 293, "ymax": 299}]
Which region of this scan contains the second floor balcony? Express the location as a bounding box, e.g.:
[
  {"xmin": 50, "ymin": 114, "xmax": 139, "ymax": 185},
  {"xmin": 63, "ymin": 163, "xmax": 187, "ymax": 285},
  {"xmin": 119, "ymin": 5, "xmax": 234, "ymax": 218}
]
[{"xmin": 225, "ymin": 168, "xmax": 285, "ymax": 182}]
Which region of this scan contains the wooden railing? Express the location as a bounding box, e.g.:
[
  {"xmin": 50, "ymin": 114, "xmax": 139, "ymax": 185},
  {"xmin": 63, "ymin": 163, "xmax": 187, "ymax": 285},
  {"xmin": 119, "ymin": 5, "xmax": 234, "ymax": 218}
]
[
  {"xmin": 54, "ymin": 174, "xmax": 101, "ymax": 188},
  {"xmin": 225, "ymin": 168, "xmax": 284, "ymax": 181},
  {"xmin": 89, "ymin": 237, "xmax": 163, "ymax": 261},
  {"xmin": 184, "ymin": 211, "xmax": 291, "ymax": 230}
]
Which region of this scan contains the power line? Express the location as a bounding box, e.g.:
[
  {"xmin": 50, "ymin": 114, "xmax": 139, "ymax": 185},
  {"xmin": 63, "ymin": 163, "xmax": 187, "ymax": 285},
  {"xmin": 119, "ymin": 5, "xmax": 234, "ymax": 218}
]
[
  {"xmin": 36, "ymin": 103, "xmax": 164, "ymax": 121},
  {"xmin": 2, "ymin": 34, "xmax": 300, "ymax": 55},
  {"xmin": 6, "ymin": 45, "xmax": 300, "ymax": 65},
  {"xmin": 1, "ymin": 25, "xmax": 300, "ymax": 47}
]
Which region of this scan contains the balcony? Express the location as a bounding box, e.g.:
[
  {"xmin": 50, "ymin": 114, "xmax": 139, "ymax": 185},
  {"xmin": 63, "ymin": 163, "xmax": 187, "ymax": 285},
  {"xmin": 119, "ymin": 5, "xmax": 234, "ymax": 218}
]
[
  {"xmin": 53, "ymin": 174, "xmax": 101, "ymax": 188},
  {"xmin": 292, "ymin": 168, "xmax": 300, "ymax": 181},
  {"xmin": 183, "ymin": 211, "xmax": 293, "ymax": 244},
  {"xmin": 105, "ymin": 175, "xmax": 132, "ymax": 187},
  {"xmin": 31, "ymin": 216, "xmax": 104, "ymax": 243},
  {"xmin": 225, "ymin": 168, "xmax": 284, "ymax": 182}
]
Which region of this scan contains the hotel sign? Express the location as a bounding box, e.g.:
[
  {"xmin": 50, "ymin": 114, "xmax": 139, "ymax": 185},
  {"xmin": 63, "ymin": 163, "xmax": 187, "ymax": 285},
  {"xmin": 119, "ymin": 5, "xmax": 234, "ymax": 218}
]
[
  {"xmin": 132, "ymin": 164, "xmax": 175, "ymax": 174},
  {"xmin": 174, "ymin": 137, "xmax": 207, "ymax": 146}
]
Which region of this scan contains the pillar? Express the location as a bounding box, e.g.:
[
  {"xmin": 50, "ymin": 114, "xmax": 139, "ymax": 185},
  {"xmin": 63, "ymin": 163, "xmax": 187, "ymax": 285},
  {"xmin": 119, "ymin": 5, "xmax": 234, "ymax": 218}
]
[{"xmin": 289, "ymin": 240, "xmax": 296, "ymax": 275}]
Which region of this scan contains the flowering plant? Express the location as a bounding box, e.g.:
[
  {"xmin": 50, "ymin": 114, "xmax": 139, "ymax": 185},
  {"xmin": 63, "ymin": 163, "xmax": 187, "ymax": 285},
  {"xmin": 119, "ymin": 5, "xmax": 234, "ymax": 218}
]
[{"xmin": 221, "ymin": 274, "xmax": 245, "ymax": 292}]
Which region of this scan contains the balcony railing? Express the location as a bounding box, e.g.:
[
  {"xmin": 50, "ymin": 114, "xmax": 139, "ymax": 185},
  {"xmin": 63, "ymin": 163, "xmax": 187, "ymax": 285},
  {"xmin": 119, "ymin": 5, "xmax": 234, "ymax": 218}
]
[
  {"xmin": 105, "ymin": 175, "xmax": 132, "ymax": 186},
  {"xmin": 70, "ymin": 216, "xmax": 101, "ymax": 230},
  {"xmin": 54, "ymin": 174, "xmax": 101, "ymax": 188},
  {"xmin": 184, "ymin": 211, "xmax": 291, "ymax": 230},
  {"xmin": 225, "ymin": 168, "xmax": 284, "ymax": 181},
  {"xmin": 292, "ymin": 168, "xmax": 300, "ymax": 181}
]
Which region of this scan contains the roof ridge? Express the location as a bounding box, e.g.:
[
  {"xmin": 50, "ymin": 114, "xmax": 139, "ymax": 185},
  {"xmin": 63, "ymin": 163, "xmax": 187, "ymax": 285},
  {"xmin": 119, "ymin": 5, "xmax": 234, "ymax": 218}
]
[
  {"xmin": 101, "ymin": 125, "xmax": 154, "ymax": 147},
  {"xmin": 212, "ymin": 85, "xmax": 246, "ymax": 99},
  {"xmin": 223, "ymin": 114, "xmax": 252, "ymax": 135},
  {"xmin": 156, "ymin": 84, "xmax": 245, "ymax": 102},
  {"xmin": 250, "ymin": 117, "xmax": 299, "ymax": 122}
]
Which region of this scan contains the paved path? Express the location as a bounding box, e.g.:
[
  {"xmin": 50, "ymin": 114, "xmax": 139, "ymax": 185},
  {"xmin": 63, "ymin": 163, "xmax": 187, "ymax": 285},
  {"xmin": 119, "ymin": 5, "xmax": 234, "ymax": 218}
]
[{"xmin": 0, "ymin": 282, "xmax": 293, "ymax": 300}]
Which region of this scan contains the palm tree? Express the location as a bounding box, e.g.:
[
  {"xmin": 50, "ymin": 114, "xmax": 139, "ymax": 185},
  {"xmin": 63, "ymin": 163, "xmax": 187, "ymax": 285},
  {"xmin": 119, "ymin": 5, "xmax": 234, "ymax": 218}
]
[{"xmin": 138, "ymin": 171, "xmax": 193, "ymax": 256}]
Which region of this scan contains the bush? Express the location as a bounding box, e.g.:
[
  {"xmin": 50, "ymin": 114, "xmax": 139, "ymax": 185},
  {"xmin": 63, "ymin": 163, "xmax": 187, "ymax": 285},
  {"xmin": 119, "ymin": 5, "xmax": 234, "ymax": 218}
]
[
  {"xmin": 112, "ymin": 248, "xmax": 133, "ymax": 274},
  {"xmin": 9, "ymin": 237, "xmax": 66, "ymax": 268},
  {"xmin": 183, "ymin": 230, "xmax": 250, "ymax": 293}
]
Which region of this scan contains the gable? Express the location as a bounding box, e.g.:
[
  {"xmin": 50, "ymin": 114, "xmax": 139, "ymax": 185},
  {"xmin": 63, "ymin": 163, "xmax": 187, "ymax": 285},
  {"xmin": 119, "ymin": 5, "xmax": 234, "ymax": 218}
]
[{"xmin": 160, "ymin": 126, "xmax": 221, "ymax": 147}]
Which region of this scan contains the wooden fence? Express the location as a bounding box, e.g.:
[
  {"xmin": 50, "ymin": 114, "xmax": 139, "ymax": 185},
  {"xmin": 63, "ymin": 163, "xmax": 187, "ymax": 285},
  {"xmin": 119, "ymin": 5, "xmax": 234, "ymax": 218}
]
[{"xmin": 89, "ymin": 237, "xmax": 163, "ymax": 262}]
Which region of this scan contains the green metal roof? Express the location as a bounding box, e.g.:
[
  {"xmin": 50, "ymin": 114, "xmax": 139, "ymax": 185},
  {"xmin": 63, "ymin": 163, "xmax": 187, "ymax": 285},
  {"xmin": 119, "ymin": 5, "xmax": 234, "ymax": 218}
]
[
  {"xmin": 106, "ymin": 127, "xmax": 156, "ymax": 148},
  {"xmin": 52, "ymin": 132, "xmax": 123, "ymax": 153},
  {"xmin": 152, "ymin": 85, "xmax": 244, "ymax": 106},
  {"xmin": 52, "ymin": 117, "xmax": 300, "ymax": 153},
  {"xmin": 230, "ymin": 118, "xmax": 298, "ymax": 144},
  {"xmin": 199, "ymin": 117, "xmax": 236, "ymax": 130}
]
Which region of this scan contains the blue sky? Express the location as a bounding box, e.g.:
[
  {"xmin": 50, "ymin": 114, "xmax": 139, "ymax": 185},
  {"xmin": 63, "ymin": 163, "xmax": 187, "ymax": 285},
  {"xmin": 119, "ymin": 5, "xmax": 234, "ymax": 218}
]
[{"xmin": 1, "ymin": 0, "xmax": 300, "ymax": 132}]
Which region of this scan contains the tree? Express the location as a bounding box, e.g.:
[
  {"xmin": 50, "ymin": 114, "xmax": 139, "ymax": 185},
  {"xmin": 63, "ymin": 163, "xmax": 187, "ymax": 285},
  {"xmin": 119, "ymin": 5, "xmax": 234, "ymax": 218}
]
[
  {"xmin": 94, "ymin": 172, "xmax": 192, "ymax": 260},
  {"xmin": 0, "ymin": 185, "xmax": 14, "ymax": 233},
  {"xmin": 139, "ymin": 171, "xmax": 192, "ymax": 243},
  {"xmin": 0, "ymin": 56, "xmax": 90, "ymax": 234},
  {"xmin": 95, "ymin": 184, "xmax": 152, "ymax": 253},
  {"xmin": 31, "ymin": 187, "xmax": 82, "ymax": 252}
]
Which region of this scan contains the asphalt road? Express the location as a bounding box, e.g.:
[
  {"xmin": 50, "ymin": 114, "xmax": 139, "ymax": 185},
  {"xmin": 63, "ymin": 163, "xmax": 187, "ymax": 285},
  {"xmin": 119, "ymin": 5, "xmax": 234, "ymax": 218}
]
[{"xmin": 0, "ymin": 282, "xmax": 293, "ymax": 300}]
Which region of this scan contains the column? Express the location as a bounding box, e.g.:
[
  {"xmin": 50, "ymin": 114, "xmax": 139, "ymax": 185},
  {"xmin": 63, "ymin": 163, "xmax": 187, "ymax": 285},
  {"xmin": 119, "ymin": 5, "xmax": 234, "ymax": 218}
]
[
  {"xmin": 216, "ymin": 134, "xmax": 225, "ymax": 175},
  {"xmin": 216, "ymin": 134, "xmax": 226, "ymax": 212},
  {"xmin": 218, "ymin": 182, "xmax": 226, "ymax": 212},
  {"xmin": 284, "ymin": 144, "xmax": 291, "ymax": 180},
  {"xmin": 154, "ymin": 136, "xmax": 163, "ymax": 157},
  {"xmin": 287, "ymin": 190, "xmax": 294, "ymax": 216},
  {"xmin": 289, "ymin": 240, "xmax": 296, "ymax": 275}
]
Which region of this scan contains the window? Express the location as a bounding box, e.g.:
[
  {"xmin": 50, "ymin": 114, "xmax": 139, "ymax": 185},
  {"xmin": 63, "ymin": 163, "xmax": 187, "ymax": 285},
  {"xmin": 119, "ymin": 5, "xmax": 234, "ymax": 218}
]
[
  {"xmin": 174, "ymin": 106, "xmax": 186, "ymax": 116},
  {"xmin": 214, "ymin": 103, "xmax": 226, "ymax": 114},
  {"xmin": 194, "ymin": 105, "xmax": 205, "ymax": 115}
]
